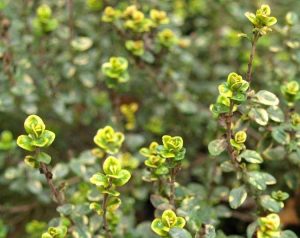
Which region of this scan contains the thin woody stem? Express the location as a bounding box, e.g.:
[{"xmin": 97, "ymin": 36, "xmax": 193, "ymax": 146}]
[
  {"xmin": 40, "ymin": 162, "xmax": 63, "ymax": 204},
  {"xmin": 169, "ymin": 166, "xmax": 178, "ymax": 208},
  {"xmin": 224, "ymin": 102, "xmax": 240, "ymax": 170},
  {"xmin": 246, "ymin": 32, "xmax": 260, "ymax": 83},
  {"xmin": 225, "ymin": 32, "xmax": 261, "ymax": 168},
  {"xmin": 36, "ymin": 149, "xmax": 63, "ymax": 204},
  {"xmin": 102, "ymin": 182, "xmax": 112, "ymax": 238}
]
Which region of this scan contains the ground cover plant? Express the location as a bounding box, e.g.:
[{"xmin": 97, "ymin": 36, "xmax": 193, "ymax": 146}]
[{"xmin": 0, "ymin": 0, "xmax": 300, "ymax": 237}]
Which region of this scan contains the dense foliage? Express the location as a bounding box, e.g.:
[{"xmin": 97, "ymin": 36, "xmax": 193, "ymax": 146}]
[{"xmin": 0, "ymin": 0, "xmax": 300, "ymax": 238}]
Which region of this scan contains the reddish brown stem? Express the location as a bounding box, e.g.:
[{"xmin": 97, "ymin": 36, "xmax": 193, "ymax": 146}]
[
  {"xmin": 169, "ymin": 166, "xmax": 180, "ymax": 209},
  {"xmin": 40, "ymin": 162, "xmax": 63, "ymax": 204},
  {"xmin": 102, "ymin": 181, "xmax": 113, "ymax": 238},
  {"xmin": 224, "ymin": 102, "xmax": 240, "ymax": 169},
  {"xmin": 246, "ymin": 32, "xmax": 260, "ymax": 83}
]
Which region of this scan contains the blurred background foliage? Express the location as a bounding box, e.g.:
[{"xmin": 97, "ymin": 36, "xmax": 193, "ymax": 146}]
[{"xmin": 0, "ymin": 0, "xmax": 300, "ymax": 237}]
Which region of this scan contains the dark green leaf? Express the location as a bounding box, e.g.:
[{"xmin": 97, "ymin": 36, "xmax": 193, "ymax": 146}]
[
  {"xmin": 239, "ymin": 150, "xmax": 263, "ymax": 164},
  {"xmin": 229, "ymin": 186, "xmax": 247, "ymax": 209},
  {"xmin": 36, "ymin": 152, "xmax": 51, "ymax": 164},
  {"xmin": 249, "ymin": 107, "xmax": 268, "ymax": 126},
  {"xmin": 254, "ymin": 90, "xmax": 279, "ymax": 106},
  {"xmin": 260, "ymin": 195, "xmax": 283, "ymax": 212},
  {"xmin": 208, "ymin": 139, "xmax": 227, "ymax": 156},
  {"xmin": 169, "ymin": 228, "xmax": 192, "ymax": 238}
]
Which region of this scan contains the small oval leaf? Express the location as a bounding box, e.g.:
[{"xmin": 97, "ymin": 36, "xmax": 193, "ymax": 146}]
[
  {"xmin": 208, "ymin": 139, "xmax": 227, "ymax": 156},
  {"xmin": 229, "ymin": 186, "xmax": 247, "ymax": 209},
  {"xmin": 254, "ymin": 90, "xmax": 279, "ymax": 106},
  {"xmin": 239, "ymin": 150, "xmax": 263, "ymax": 164}
]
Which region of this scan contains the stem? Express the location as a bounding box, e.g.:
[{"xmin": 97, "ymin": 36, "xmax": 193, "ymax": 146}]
[
  {"xmin": 102, "ymin": 182, "xmax": 112, "ymax": 238},
  {"xmin": 40, "ymin": 162, "xmax": 63, "ymax": 204},
  {"xmin": 1, "ymin": 16, "xmax": 14, "ymax": 85},
  {"xmin": 246, "ymin": 32, "xmax": 260, "ymax": 83},
  {"xmin": 169, "ymin": 167, "xmax": 176, "ymax": 208},
  {"xmin": 157, "ymin": 177, "xmax": 163, "ymax": 195},
  {"xmin": 224, "ymin": 102, "xmax": 240, "ymax": 170},
  {"xmin": 36, "ymin": 149, "xmax": 63, "ymax": 204},
  {"xmin": 197, "ymin": 224, "xmax": 206, "ymax": 238},
  {"xmin": 224, "ymin": 32, "xmax": 261, "ymax": 170}
]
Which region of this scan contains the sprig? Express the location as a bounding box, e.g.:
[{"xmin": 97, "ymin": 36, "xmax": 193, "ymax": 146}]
[{"xmin": 17, "ymin": 115, "xmax": 62, "ymax": 204}]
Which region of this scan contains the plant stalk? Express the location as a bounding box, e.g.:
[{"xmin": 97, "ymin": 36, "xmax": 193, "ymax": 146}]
[
  {"xmin": 224, "ymin": 102, "xmax": 240, "ymax": 170},
  {"xmin": 40, "ymin": 162, "xmax": 63, "ymax": 204},
  {"xmin": 169, "ymin": 167, "xmax": 176, "ymax": 208},
  {"xmin": 246, "ymin": 32, "xmax": 260, "ymax": 83},
  {"xmin": 102, "ymin": 182, "xmax": 113, "ymax": 238},
  {"xmin": 36, "ymin": 149, "xmax": 63, "ymax": 204}
]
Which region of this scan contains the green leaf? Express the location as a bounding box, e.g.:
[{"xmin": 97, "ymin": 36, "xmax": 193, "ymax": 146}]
[
  {"xmin": 103, "ymin": 156, "xmax": 122, "ymax": 177},
  {"xmin": 271, "ymin": 191, "xmax": 289, "ymax": 201},
  {"xmin": 229, "ymin": 186, "xmax": 247, "ymax": 209},
  {"xmin": 220, "ymin": 161, "xmax": 235, "ymax": 172},
  {"xmin": 24, "ymin": 155, "xmax": 39, "ymax": 168},
  {"xmin": 89, "ymin": 202, "xmax": 103, "ymax": 215},
  {"xmin": 162, "ymin": 210, "xmax": 177, "ymax": 226},
  {"xmin": 239, "ymin": 150, "xmax": 263, "ymax": 164},
  {"xmin": 247, "ymin": 222, "xmax": 257, "ymax": 238},
  {"xmin": 17, "ymin": 135, "xmax": 35, "ymax": 151},
  {"xmin": 42, "ymin": 130, "xmax": 55, "ymax": 147},
  {"xmin": 41, "ymin": 233, "xmax": 52, "ymax": 238},
  {"xmin": 57, "ymin": 204, "xmax": 73, "ymax": 215},
  {"xmin": 284, "ymin": 172, "xmax": 298, "ymax": 190},
  {"xmin": 175, "ymin": 217, "xmax": 186, "ymax": 228},
  {"xmin": 151, "ymin": 218, "xmax": 168, "ymax": 237},
  {"xmin": 102, "ymin": 188, "xmax": 120, "ymax": 197},
  {"xmin": 254, "ymin": 90, "xmax": 279, "ymax": 106},
  {"xmin": 245, "ymin": 12, "xmax": 256, "ymax": 25},
  {"xmin": 208, "ymin": 139, "xmax": 227, "ymax": 156},
  {"xmin": 281, "ymin": 230, "xmax": 298, "ymax": 238},
  {"xmin": 113, "ymin": 169, "xmax": 131, "ymax": 186},
  {"xmin": 218, "ymin": 84, "xmax": 232, "ymax": 97},
  {"xmin": 174, "ymin": 148, "xmax": 186, "ymax": 161},
  {"xmin": 36, "ymin": 152, "xmax": 51, "ymax": 164},
  {"xmin": 267, "ymin": 106, "xmax": 285, "ymax": 123},
  {"xmin": 231, "ymin": 92, "xmax": 247, "ymax": 102},
  {"xmin": 150, "ymin": 195, "xmax": 169, "ymax": 208},
  {"xmin": 249, "ymin": 107, "xmax": 268, "ymax": 126},
  {"xmin": 169, "ymin": 228, "xmax": 192, "ymax": 238},
  {"xmin": 263, "ymin": 146, "xmax": 285, "ymax": 161},
  {"xmin": 286, "ymin": 12, "xmax": 298, "ymax": 25},
  {"xmin": 211, "ymin": 103, "xmax": 230, "ymax": 114},
  {"xmin": 230, "ymin": 139, "xmax": 244, "ymax": 151},
  {"xmin": 155, "ymin": 166, "xmax": 169, "ymax": 175},
  {"xmin": 272, "ymin": 127, "xmax": 290, "ymax": 145},
  {"xmin": 31, "ymin": 136, "xmax": 49, "ymax": 147},
  {"xmin": 107, "ymin": 197, "xmax": 121, "ymax": 211},
  {"xmin": 247, "ymin": 171, "xmax": 276, "ymax": 190},
  {"xmin": 90, "ymin": 173, "xmax": 109, "ymax": 187},
  {"xmin": 24, "ymin": 115, "xmax": 45, "ymax": 137},
  {"xmin": 260, "ymin": 195, "xmax": 283, "ymax": 213},
  {"xmin": 71, "ymin": 37, "xmax": 93, "ymax": 51}
]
